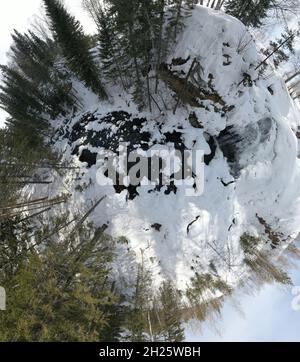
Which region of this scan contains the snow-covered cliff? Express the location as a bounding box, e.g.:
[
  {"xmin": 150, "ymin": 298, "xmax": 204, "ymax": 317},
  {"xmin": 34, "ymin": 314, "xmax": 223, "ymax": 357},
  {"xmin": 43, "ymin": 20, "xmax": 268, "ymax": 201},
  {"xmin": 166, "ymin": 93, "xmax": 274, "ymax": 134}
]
[{"xmin": 36, "ymin": 6, "xmax": 300, "ymax": 293}]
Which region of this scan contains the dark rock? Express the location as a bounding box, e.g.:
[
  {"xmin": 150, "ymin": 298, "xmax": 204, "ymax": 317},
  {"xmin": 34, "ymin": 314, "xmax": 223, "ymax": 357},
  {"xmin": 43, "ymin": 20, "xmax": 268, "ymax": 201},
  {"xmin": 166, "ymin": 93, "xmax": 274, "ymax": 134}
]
[
  {"xmin": 220, "ymin": 178, "xmax": 235, "ymax": 187},
  {"xmin": 164, "ymin": 181, "xmax": 178, "ymax": 195},
  {"xmin": 223, "ymin": 54, "xmax": 232, "ymax": 66},
  {"xmin": 189, "ymin": 112, "xmax": 203, "ymax": 128},
  {"xmin": 164, "ymin": 131, "xmax": 186, "ymax": 150},
  {"xmin": 59, "ymin": 110, "xmax": 220, "ymax": 199},
  {"xmin": 241, "ymin": 72, "xmax": 253, "ymax": 87},
  {"xmin": 217, "ymin": 125, "xmax": 242, "ymax": 175},
  {"xmin": 151, "ymin": 223, "xmax": 162, "ymax": 232},
  {"xmin": 187, "ymin": 215, "xmax": 200, "ymax": 234},
  {"xmin": 267, "ymin": 86, "xmax": 274, "ymax": 95},
  {"xmin": 79, "ymin": 149, "xmax": 97, "ymax": 167},
  {"xmin": 204, "ymin": 134, "xmax": 217, "ymax": 166},
  {"xmin": 172, "ymin": 56, "xmax": 191, "ymax": 66}
]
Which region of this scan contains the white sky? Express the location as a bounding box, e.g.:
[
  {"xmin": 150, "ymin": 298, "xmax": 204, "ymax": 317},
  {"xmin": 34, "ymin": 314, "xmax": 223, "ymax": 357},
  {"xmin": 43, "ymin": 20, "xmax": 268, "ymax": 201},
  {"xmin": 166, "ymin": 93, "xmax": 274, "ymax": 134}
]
[{"xmin": 0, "ymin": 0, "xmax": 95, "ymax": 127}]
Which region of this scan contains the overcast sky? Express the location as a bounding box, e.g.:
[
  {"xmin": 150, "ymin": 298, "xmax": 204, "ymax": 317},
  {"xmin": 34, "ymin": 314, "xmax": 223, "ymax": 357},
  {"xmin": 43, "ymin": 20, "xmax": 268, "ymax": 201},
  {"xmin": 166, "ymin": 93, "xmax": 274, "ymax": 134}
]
[{"xmin": 0, "ymin": 1, "xmax": 300, "ymax": 342}]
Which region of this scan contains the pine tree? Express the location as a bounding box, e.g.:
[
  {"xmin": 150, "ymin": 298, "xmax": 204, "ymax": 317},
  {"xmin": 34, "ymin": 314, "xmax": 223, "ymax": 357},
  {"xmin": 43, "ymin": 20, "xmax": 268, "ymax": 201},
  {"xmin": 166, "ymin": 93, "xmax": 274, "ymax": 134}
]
[
  {"xmin": 154, "ymin": 0, "xmax": 166, "ymax": 93},
  {"xmin": 186, "ymin": 273, "xmax": 232, "ymax": 321},
  {"xmin": 102, "ymin": 1, "xmax": 150, "ymax": 109},
  {"xmin": 0, "ymin": 220, "xmax": 118, "ymax": 342},
  {"xmin": 97, "ymin": 7, "xmax": 128, "ymax": 90},
  {"xmin": 0, "ymin": 65, "xmax": 48, "ymax": 130},
  {"xmin": 240, "ymin": 234, "xmax": 292, "ymax": 286},
  {"xmin": 158, "ymin": 281, "xmax": 184, "ymax": 342},
  {"xmin": 164, "ymin": 1, "xmax": 192, "ymax": 59},
  {"xmin": 86, "ymin": 0, "xmax": 192, "ymax": 109},
  {"xmin": 0, "ymin": 217, "xmax": 30, "ymax": 283},
  {"xmin": 0, "ymin": 29, "xmax": 79, "ymax": 138},
  {"xmin": 125, "ymin": 260, "xmax": 153, "ymax": 341},
  {"xmin": 170, "ymin": 0, "xmax": 184, "ymax": 40},
  {"xmin": 225, "ymin": 0, "xmax": 272, "ymax": 27},
  {"xmin": 10, "ymin": 30, "xmax": 78, "ymax": 117},
  {"xmin": 43, "ymin": 0, "xmax": 107, "ymax": 99},
  {"xmin": 165, "ymin": 1, "xmax": 184, "ymax": 44},
  {"xmin": 0, "ymin": 126, "xmax": 60, "ymax": 220}
]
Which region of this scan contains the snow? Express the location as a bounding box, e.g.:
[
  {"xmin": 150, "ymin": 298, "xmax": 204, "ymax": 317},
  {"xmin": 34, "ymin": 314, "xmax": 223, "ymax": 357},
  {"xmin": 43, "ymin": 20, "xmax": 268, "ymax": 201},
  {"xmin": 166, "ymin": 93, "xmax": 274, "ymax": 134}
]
[{"xmin": 36, "ymin": 6, "xmax": 300, "ymax": 296}]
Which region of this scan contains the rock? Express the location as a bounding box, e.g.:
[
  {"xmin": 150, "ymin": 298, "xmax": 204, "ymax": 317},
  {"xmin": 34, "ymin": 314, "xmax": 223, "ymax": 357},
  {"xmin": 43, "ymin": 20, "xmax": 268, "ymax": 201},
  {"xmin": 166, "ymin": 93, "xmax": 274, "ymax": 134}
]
[
  {"xmin": 79, "ymin": 149, "xmax": 97, "ymax": 168},
  {"xmin": 189, "ymin": 112, "xmax": 203, "ymax": 129},
  {"xmin": 151, "ymin": 223, "xmax": 162, "ymax": 232}
]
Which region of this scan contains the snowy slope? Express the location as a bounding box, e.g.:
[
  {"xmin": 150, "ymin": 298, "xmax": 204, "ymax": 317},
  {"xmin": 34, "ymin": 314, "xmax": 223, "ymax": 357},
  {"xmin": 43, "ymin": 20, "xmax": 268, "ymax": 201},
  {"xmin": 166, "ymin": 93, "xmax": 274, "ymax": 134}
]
[{"xmin": 34, "ymin": 6, "xmax": 300, "ymax": 295}]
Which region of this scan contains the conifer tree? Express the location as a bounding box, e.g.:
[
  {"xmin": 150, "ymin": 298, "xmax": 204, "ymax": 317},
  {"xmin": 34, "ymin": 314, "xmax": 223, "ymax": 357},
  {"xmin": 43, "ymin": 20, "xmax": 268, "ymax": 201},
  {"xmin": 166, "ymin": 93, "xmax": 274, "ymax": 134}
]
[
  {"xmin": 0, "ymin": 65, "xmax": 48, "ymax": 130},
  {"xmin": 170, "ymin": 0, "xmax": 184, "ymax": 40},
  {"xmin": 158, "ymin": 281, "xmax": 184, "ymax": 342},
  {"xmin": 125, "ymin": 260, "xmax": 153, "ymax": 341},
  {"xmin": 154, "ymin": 0, "xmax": 166, "ymax": 93},
  {"xmin": 225, "ymin": 0, "xmax": 272, "ymax": 27},
  {"xmin": 0, "ymin": 220, "xmax": 118, "ymax": 342},
  {"xmin": 97, "ymin": 7, "xmax": 128, "ymax": 90},
  {"xmin": 101, "ymin": 1, "xmax": 148, "ymax": 109},
  {"xmin": 85, "ymin": 0, "xmax": 192, "ymax": 109},
  {"xmin": 10, "ymin": 30, "xmax": 77, "ymax": 117},
  {"xmin": 43, "ymin": 0, "xmax": 107, "ymax": 99},
  {"xmin": 165, "ymin": 1, "xmax": 192, "ymax": 55},
  {"xmin": 0, "ymin": 29, "xmax": 79, "ymax": 138}
]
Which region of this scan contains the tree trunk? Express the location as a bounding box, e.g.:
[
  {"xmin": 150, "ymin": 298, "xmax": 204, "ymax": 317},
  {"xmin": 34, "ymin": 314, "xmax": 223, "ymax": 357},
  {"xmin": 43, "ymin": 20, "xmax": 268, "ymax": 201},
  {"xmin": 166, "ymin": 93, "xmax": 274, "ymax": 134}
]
[
  {"xmin": 216, "ymin": 0, "xmax": 225, "ymax": 10},
  {"xmin": 285, "ymin": 70, "xmax": 300, "ymax": 84},
  {"xmin": 128, "ymin": 25, "xmax": 141, "ymax": 87},
  {"xmin": 174, "ymin": 0, "xmax": 183, "ymax": 40},
  {"xmin": 111, "ymin": 45, "xmax": 128, "ymax": 91},
  {"xmin": 155, "ymin": 0, "xmax": 165, "ymax": 94},
  {"xmin": 0, "ymin": 180, "xmax": 53, "ymax": 185},
  {"xmin": 69, "ymin": 195, "xmax": 107, "ymax": 241},
  {"xmin": 238, "ymin": 0, "xmax": 252, "ymax": 25},
  {"xmin": 0, "ymin": 197, "xmax": 68, "ymax": 220},
  {"xmin": 173, "ymin": 58, "xmax": 198, "ymax": 114},
  {"xmin": 255, "ymin": 31, "xmax": 295, "ymax": 71},
  {"xmin": 17, "ymin": 207, "xmax": 52, "ymax": 224},
  {"xmin": 146, "ymin": 55, "xmax": 152, "ymax": 113},
  {"xmin": 289, "ymin": 79, "xmax": 300, "ymax": 94},
  {"xmin": 0, "ymin": 197, "xmax": 48, "ymax": 212}
]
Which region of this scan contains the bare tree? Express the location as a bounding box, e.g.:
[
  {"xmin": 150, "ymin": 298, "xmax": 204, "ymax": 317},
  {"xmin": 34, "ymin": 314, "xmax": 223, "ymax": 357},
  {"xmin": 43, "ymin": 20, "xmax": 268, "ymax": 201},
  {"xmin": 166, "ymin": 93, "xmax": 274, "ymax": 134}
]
[
  {"xmin": 82, "ymin": 0, "xmax": 103, "ymax": 27},
  {"xmin": 269, "ymin": 0, "xmax": 300, "ymax": 22}
]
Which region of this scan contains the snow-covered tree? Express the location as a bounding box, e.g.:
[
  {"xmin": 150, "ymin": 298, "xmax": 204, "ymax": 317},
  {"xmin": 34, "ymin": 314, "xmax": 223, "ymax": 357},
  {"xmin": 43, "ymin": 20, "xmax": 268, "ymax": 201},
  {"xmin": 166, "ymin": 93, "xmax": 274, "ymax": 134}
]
[{"xmin": 258, "ymin": 28, "xmax": 298, "ymax": 70}]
